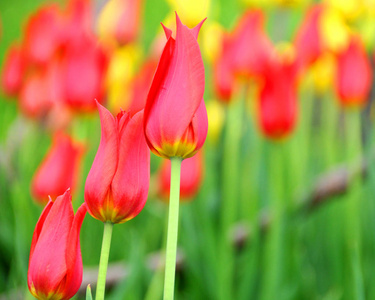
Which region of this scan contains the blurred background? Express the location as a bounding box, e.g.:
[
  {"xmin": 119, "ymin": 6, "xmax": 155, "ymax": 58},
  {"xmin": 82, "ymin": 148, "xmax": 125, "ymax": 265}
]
[{"xmin": 1, "ymin": 0, "xmax": 375, "ymax": 299}]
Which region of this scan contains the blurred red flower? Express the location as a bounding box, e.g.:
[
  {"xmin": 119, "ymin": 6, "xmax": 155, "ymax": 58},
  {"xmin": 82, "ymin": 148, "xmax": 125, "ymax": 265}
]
[{"xmin": 31, "ymin": 133, "xmax": 85, "ymax": 205}]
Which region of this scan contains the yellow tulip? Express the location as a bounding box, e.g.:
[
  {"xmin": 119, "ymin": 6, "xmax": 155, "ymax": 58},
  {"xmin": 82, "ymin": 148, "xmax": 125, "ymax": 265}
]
[
  {"xmin": 319, "ymin": 7, "xmax": 351, "ymax": 53},
  {"xmin": 166, "ymin": 0, "xmax": 210, "ymax": 27},
  {"xmin": 106, "ymin": 44, "xmax": 142, "ymax": 111},
  {"xmin": 206, "ymin": 100, "xmax": 225, "ymax": 144}
]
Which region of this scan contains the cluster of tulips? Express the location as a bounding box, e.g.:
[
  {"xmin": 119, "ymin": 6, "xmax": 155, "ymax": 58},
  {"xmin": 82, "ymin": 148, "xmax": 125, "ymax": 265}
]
[
  {"xmin": 1, "ymin": 0, "xmax": 375, "ymax": 298},
  {"xmin": 2, "ymin": 0, "xmax": 207, "ymax": 298}
]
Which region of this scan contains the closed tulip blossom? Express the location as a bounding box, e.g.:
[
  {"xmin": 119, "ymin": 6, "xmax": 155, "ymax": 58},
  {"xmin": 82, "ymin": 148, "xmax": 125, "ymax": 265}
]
[
  {"xmin": 144, "ymin": 14, "xmax": 208, "ymax": 300},
  {"xmin": 258, "ymin": 54, "xmax": 298, "ymax": 140},
  {"xmin": 31, "ymin": 133, "xmax": 84, "ymax": 205},
  {"xmin": 158, "ymin": 150, "xmax": 204, "ymax": 201},
  {"xmin": 85, "ymin": 102, "xmax": 150, "ymax": 300},
  {"xmin": 213, "ymin": 10, "xmax": 272, "ymax": 101},
  {"xmin": 28, "ymin": 189, "xmax": 87, "ymax": 300},
  {"xmin": 144, "ymin": 13, "xmax": 208, "ymax": 159},
  {"xmin": 335, "ymin": 35, "xmax": 372, "ymax": 107},
  {"xmin": 1, "ymin": 44, "xmax": 25, "ymax": 97},
  {"xmin": 84, "ymin": 102, "xmax": 150, "ymax": 224}
]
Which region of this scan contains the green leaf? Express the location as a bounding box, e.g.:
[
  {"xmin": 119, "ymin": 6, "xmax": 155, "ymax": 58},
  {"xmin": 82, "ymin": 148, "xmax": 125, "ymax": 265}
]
[{"xmin": 86, "ymin": 284, "xmax": 93, "ymax": 300}]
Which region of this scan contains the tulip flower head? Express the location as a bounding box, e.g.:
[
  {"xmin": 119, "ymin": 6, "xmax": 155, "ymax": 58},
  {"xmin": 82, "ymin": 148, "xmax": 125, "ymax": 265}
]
[
  {"xmin": 85, "ymin": 102, "xmax": 150, "ymax": 223},
  {"xmin": 258, "ymin": 52, "xmax": 298, "ymax": 140},
  {"xmin": 144, "ymin": 13, "xmax": 208, "ymax": 159},
  {"xmin": 28, "ymin": 189, "xmax": 87, "ymax": 300},
  {"xmin": 1, "ymin": 44, "xmax": 25, "ymax": 97},
  {"xmin": 335, "ymin": 35, "xmax": 372, "ymax": 108},
  {"xmin": 31, "ymin": 133, "xmax": 85, "ymax": 205}
]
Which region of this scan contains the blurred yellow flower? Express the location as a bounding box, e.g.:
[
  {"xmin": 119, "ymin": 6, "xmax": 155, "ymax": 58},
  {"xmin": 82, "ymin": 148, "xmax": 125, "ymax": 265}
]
[
  {"xmin": 106, "ymin": 44, "xmax": 142, "ymax": 112},
  {"xmin": 201, "ymin": 21, "xmax": 224, "ymax": 64},
  {"xmin": 323, "ymin": 0, "xmax": 363, "ymax": 21},
  {"xmin": 320, "ymin": 7, "xmax": 351, "ymax": 53},
  {"xmin": 307, "ymin": 52, "xmax": 336, "ymax": 94},
  {"xmin": 241, "ymin": 0, "xmax": 310, "ymax": 8},
  {"xmin": 166, "ymin": 0, "xmax": 210, "ymax": 28},
  {"xmin": 206, "ymin": 100, "xmax": 225, "ymax": 144}
]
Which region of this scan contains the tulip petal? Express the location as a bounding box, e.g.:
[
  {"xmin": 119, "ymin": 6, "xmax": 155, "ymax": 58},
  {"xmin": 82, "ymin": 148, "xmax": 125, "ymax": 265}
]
[
  {"xmin": 28, "ymin": 190, "xmax": 74, "ymax": 297},
  {"xmin": 28, "ymin": 199, "xmax": 54, "ymax": 270},
  {"xmin": 190, "ymin": 98, "xmax": 208, "ymax": 156},
  {"xmin": 85, "ymin": 102, "xmax": 119, "ymax": 220},
  {"xmin": 161, "ymin": 23, "xmax": 173, "ymax": 39},
  {"xmin": 190, "ymin": 17, "xmax": 206, "ymax": 40},
  {"xmin": 111, "ymin": 110, "xmax": 150, "ymax": 223},
  {"xmin": 31, "ymin": 132, "xmax": 83, "ymax": 204},
  {"xmin": 144, "ymin": 14, "xmax": 205, "ymax": 152},
  {"xmin": 61, "ymin": 202, "xmax": 87, "ymax": 299}
]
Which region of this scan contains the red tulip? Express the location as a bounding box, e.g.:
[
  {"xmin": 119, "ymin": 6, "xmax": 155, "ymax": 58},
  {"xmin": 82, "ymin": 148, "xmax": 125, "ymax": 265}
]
[
  {"xmin": 1, "ymin": 44, "xmax": 26, "ymax": 97},
  {"xmin": 62, "ymin": 37, "xmax": 108, "ymax": 111},
  {"xmin": 335, "ymin": 35, "xmax": 372, "ymax": 108},
  {"xmin": 23, "ymin": 5, "xmax": 66, "ymax": 66},
  {"xmin": 28, "ymin": 189, "xmax": 87, "ymax": 300},
  {"xmin": 158, "ymin": 150, "xmax": 204, "ymax": 201},
  {"xmin": 213, "ymin": 10, "xmax": 272, "ymax": 101},
  {"xmin": 84, "ymin": 102, "xmax": 150, "ymax": 223},
  {"xmin": 229, "ymin": 10, "xmax": 273, "ymax": 78},
  {"xmin": 213, "ymin": 34, "xmax": 236, "ymax": 101},
  {"xmin": 294, "ymin": 5, "xmax": 325, "ymax": 72},
  {"xmin": 144, "ymin": 13, "xmax": 208, "ymax": 159},
  {"xmin": 258, "ymin": 57, "xmax": 298, "ymax": 140},
  {"xmin": 19, "ymin": 71, "xmax": 52, "ymax": 119},
  {"xmin": 31, "ymin": 133, "xmax": 85, "ymax": 205}
]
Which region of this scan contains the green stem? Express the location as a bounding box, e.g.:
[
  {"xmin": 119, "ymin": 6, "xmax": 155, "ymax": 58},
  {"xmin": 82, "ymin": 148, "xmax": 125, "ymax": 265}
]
[
  {"xmin": 95, "ymin": 222, "xmax": 114, "ymax": 300},
  {"xmin": 163, "ymin": 157, "xmax": 182, "ymax": 300}
]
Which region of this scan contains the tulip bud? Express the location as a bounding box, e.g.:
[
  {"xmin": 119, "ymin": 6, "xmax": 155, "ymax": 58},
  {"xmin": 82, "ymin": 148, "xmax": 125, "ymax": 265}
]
[
  {"xmin": 28, "ymin": 189, "xmax": 87, "ymax": 300},
  {"xmin": 294, "ymin": 5, "xmax": 325, "ymax": 72},
  {"xmin": 335, "ymin": 35, "xmax": 372, "ymax": 108},
  {"xmin": 158, "ymin": 151, "xmax": 204, "ymax": 201},
  {"xmin": 23, "ymin": 5, "xmax": 65, "ymax": 66},
  {"xmin": 144, "ymin": 13, "xmax": 208, "ymax": 159},
  {"xmin": 1, "ymin": 44, "xmax": 26, "ymax": 97},
  {"xmin": 213, "ymin": 10, "xmax": 272, "ymax": 101},
  {"xmin": 62, "ymin": 37, "xmax": 108, "ymax": 112},
  {"xmin": 258, "ymin": 57, "xmax": 298, "ymax": 140},
  {"xmin": 31, "ymin": 133, "xmax": 85, "ymax": 205},
  {"xmin": 85, "ymin": 102, "xmax": 150, "ymax": 223}
]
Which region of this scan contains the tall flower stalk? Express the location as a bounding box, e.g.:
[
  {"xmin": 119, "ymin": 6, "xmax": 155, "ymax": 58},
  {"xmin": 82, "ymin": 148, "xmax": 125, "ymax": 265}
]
[{"xmin": 143, "ymin": 14, "xmax": 208, "ymax": 299}]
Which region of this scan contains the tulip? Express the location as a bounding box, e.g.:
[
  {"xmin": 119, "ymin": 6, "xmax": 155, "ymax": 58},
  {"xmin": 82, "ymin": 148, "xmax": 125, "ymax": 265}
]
[
  {"xmin": 1, "ymin": 44, "xmax": 26, "ymax": 97},
  {"xmin": 294, "ymin": 5, "xmax": 325, "ymax": 72},
  {"xmin": 105, "ymin": 44, "xmax": 142, "ymax": 112},
  {"xmin": 258, "ymin": 54, "xmax": 298, "ymax": 140},
  {"xmin": 144, "ymin": 13, "xmax": 208, "ymax": 159},
  {"xmin": 28, "ymin": 189, "xmax": 87, "ymax": 300},
  {"xmin": 84, "ymin": 102, "xmax": 150, "ymax": 224},
  {"xmin": 165, "ymin": 0, "xmax": 210, "ymax": 28},
  {"xmin": 31, "ymin": 133, "xmax": 84, "ymax": 205},
  {"xmin": 158, "ymin": 150, "xmax": 203, "ymax": 201},
  {"xmin": 62, "ymin": 37, "xmax": 108, "ymax": 112},
  {"xmin": 23, "ymin": 5, "xmax": 65, "ymax": 66},
  {"xmin": 97, "ymin": 0, "xmax": 143, "ymax": 46},
  {"xmin": 335, "ymin": 35, "xmax": 372, "ymax": 108},
  {"xmin": 213, "ymin": 10, "xmax": 272, "ymax": 101}
]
